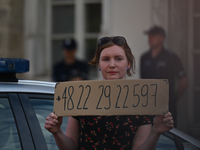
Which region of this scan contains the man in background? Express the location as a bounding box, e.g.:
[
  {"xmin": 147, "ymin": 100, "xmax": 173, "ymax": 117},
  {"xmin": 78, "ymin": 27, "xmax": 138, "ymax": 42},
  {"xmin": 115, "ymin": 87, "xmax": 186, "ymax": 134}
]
[
  {"xmin": 140, "ymin": 25, "xmax": 189, "ymax": 127},
  {"xmin": 52, "ymin": 38, "xmax": 89, "ymax": 82}
]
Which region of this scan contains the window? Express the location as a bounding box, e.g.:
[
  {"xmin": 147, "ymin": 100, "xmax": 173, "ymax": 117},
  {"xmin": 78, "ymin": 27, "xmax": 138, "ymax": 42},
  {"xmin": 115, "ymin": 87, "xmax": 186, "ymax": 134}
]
[
  {"xmin": 156, "ymin": 134, "xmax": 176, "ymax": 150},
  {"xmin": 51, "ymin": 0, "xmax": 102, "ymax": 79},
  {"xmin": 30, "ymin": 99, "xmax": 68, "ymax": 150},
  {"xmin": 51, "ymin": 1, "xmax": 75, "ymax": 65},
  {"xmin": 0, "ymin": 98, "xmax": 21, "ymax": 150}
]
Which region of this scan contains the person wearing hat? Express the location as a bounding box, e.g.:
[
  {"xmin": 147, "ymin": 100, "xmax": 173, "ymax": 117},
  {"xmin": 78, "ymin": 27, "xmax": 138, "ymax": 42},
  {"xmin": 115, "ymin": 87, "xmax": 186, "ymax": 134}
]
[
  {"xmin": 140, "ymin": 25, "xmax": 189, "ymax": 127},
  {"xmin": 52, "ymin": 38, "xmax": 89, "ymax": 82}
]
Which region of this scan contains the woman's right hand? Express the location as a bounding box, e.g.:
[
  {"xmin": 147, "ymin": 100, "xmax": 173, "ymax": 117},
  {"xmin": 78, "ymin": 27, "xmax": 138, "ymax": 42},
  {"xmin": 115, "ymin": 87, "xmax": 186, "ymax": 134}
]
[{"xmin": 44, "ymin": 113, "xmax": 63, "ymax": 134}]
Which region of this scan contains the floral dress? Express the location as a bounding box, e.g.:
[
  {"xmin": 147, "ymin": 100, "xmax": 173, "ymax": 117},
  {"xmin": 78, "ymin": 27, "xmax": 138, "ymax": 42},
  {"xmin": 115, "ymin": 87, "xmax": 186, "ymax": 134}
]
[{"xmin": 73, "ymin": 115, "xmax": 153, "ymax": 150}]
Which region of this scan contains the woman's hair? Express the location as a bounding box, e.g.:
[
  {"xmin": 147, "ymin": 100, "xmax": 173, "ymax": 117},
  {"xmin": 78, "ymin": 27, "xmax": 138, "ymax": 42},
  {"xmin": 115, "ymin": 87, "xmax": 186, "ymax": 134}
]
[{"xmin": 89, "ymin": 36, "xmax": 135, "ymax": 76}]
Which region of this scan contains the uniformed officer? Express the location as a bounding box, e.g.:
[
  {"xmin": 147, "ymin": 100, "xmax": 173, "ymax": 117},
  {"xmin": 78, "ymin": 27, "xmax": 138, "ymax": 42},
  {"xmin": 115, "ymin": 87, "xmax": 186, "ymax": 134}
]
[
  {"xmin": 140, "ymin": 25, "xmax": 189, "ymax": 127},
  {"xmin": 52, "ymin": 38, "xmax": 89, "ymax": 82}
]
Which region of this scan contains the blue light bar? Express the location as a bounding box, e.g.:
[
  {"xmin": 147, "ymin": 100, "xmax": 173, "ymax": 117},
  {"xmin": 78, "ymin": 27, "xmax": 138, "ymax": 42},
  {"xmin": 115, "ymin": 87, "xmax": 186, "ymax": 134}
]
[{"xmin": 0, "ymin": 58, "xmax": 29, "ymax": 73}]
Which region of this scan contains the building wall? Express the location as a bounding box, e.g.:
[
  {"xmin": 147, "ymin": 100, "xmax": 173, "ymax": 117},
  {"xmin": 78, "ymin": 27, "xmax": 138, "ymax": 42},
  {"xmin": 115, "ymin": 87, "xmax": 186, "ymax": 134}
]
[
  {"xmin": 150, "ymin": 0, "xmax": 190, "ymax": 134},
  {"xmin": 167, "ymin": 0, "xmax": 190, "ymax": 135},
  {"xmin": 0, "ymin": 0, "xmax": 24, "ymax": 58},
  {"xmin": 109, "ymin": 0, "xmax": 152, "ymax": 79},
  {"xmin": 106, "ymin": 0, "xmax": 197, "ymax": 139},
  {"xmin": 150, "ymin": 0, "xmax": 200, "ymax": 140},
  {"xmin": 23, "ymin": 0, "xmax": 48, "ymax": 80}
]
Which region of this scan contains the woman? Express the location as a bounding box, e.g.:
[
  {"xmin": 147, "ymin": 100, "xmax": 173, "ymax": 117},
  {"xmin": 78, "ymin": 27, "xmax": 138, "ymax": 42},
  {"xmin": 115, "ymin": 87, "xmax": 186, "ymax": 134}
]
[{"xmin": 45, "ymin": 36, "xmax": 174, "ymax": 150}]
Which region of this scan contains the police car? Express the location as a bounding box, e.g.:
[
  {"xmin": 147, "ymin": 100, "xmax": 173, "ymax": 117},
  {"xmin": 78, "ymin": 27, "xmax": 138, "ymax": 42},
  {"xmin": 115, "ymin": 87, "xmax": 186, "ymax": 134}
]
[{"xmin": 0, "ymin": 58, "xmax": 199, "ymax": 150}]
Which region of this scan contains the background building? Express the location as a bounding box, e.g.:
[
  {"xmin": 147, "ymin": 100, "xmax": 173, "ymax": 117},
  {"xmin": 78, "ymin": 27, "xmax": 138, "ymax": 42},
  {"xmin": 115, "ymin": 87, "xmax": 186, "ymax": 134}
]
[{"xmin": 0, "ymin": 0, "xmax": 199, "ymax": 140}]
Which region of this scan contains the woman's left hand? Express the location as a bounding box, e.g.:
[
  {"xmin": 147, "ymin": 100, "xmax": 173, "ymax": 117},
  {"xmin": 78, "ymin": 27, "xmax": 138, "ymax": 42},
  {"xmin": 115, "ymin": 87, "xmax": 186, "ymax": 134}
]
[{"xmin": 153, "ymin": 112, "xmax": 174, "ymax": 134}]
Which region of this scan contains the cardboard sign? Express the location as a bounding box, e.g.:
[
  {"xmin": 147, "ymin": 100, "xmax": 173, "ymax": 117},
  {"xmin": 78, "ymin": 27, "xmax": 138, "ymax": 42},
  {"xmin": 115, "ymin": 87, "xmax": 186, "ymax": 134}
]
[{"xmin": 54, "ymin": 79, "xmax": 169, "ymax": 116}]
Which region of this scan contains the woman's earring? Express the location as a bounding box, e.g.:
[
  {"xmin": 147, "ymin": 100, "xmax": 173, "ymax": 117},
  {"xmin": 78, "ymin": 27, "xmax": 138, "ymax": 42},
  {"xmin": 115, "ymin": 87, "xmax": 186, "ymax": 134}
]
[
  {"xmin": 127, "ymin": 67, "xmax": 129, "ymax": 70},
  {"xmin": 99, "ymin": 68, "xmax": 101, "ymax": 71}
]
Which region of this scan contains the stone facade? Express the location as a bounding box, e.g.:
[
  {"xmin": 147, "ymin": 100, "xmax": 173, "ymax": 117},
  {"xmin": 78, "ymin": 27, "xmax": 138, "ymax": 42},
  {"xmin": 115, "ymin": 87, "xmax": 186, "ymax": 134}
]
[{"xmin": 0, "ymin": 0, "xmax": 24, "ymax": 58}]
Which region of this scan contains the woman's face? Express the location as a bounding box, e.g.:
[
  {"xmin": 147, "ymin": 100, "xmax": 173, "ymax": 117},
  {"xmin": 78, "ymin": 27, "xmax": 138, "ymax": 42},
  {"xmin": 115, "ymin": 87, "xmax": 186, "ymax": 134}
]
[{"xmin": 99, "ymin": 45, "xmax": 130, "ymax": 80}]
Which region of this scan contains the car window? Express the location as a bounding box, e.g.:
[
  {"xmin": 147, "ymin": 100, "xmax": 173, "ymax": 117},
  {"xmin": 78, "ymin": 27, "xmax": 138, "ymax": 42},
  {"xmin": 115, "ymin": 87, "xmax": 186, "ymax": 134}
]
[
  {"xmin": 0, "ymin": 98, "xmax": 22, "ymax": 150},
  {"xmin": 156, "ymin": 134, "xmax": 177, "ymax": 150},
  {"xmin": 30, "ymin": 99, "xmax": 68, "ymax": 150}
]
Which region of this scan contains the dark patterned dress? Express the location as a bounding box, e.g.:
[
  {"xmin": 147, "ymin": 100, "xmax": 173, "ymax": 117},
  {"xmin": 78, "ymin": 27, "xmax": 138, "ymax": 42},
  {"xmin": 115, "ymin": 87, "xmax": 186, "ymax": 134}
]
[{"xmin": 73, "ymin": 115, "xmax": 153, "ymax": 150}]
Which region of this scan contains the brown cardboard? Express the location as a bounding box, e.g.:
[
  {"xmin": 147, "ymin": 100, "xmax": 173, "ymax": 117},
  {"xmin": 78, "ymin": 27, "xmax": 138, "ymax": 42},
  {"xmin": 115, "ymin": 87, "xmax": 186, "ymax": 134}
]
[{"xmin": 54, "ymin": 79, "xmax": 169, "ymax": 116}]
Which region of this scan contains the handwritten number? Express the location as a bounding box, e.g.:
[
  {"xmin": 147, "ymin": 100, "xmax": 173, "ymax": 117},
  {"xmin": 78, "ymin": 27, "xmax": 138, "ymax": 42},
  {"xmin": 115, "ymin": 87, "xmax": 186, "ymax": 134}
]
[
  {"xmin": 67, "ymin": 86, "xmax": 74, "ymax": 110},
  {"xmin": 77, "ymin": 85, "xmax": 84, "ymax": 109},
  {"xmin": 104, "ymin": 86, "xmax": 111, "ymax": 109},
  {"xmin": 62, "ymin": 87, "xmax": 67, "ymax": 110},
  {"xmin": 123, "ymin": 85, "xmax": 129, "ymax": 108},
  {"xmin": 115, "ymin": 85, "xmax": 121, "ymax": 108},
  {"xmin": 151, "ymin": 84, "xmax": 157, "ymax": 107},
  {"xmin": 141, "ymin": 84, "xmax": 148, "ymax": 107},
  {"xmin": 62, "ymin": 83, "xmax": 157, "ymax": 111},
  {"xmin": 96, "ymin": 85, "xmax": 103, "ymax": 109},
  {"xmin": 133, "ymin": 84, "xmax": 140, "ymax": 107},
  {"xmin": 83, "ymin": 85, "xmax": 91, "ymax": 109}
]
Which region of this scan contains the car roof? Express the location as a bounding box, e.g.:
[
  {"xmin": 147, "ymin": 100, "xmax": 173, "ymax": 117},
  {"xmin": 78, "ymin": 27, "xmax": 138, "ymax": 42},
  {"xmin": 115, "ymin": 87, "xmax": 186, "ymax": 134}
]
[{"xmin": 0, "ymin": 80, "xmax": 56, "ymax": 94}]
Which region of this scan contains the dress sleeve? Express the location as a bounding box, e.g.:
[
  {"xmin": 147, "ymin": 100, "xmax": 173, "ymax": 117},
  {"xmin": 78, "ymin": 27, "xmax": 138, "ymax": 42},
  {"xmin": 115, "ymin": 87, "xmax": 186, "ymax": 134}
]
[{"xmin": 139, "ymin": 115, "xmax": 154, "ymax": 126}]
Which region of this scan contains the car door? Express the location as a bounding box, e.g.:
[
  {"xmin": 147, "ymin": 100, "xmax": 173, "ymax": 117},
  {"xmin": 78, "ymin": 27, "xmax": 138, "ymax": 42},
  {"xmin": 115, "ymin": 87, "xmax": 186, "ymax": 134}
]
[
  {"xmin": 17, "ymin": 93, "xmax": 68, "ymax": 150},
  {"xmin": 0, "ymin": 92, "xmax": 68, "ymax": 150},
  {"xmin": 0, "ymin": 93, "xmax": 35, "ymax": 150}
]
